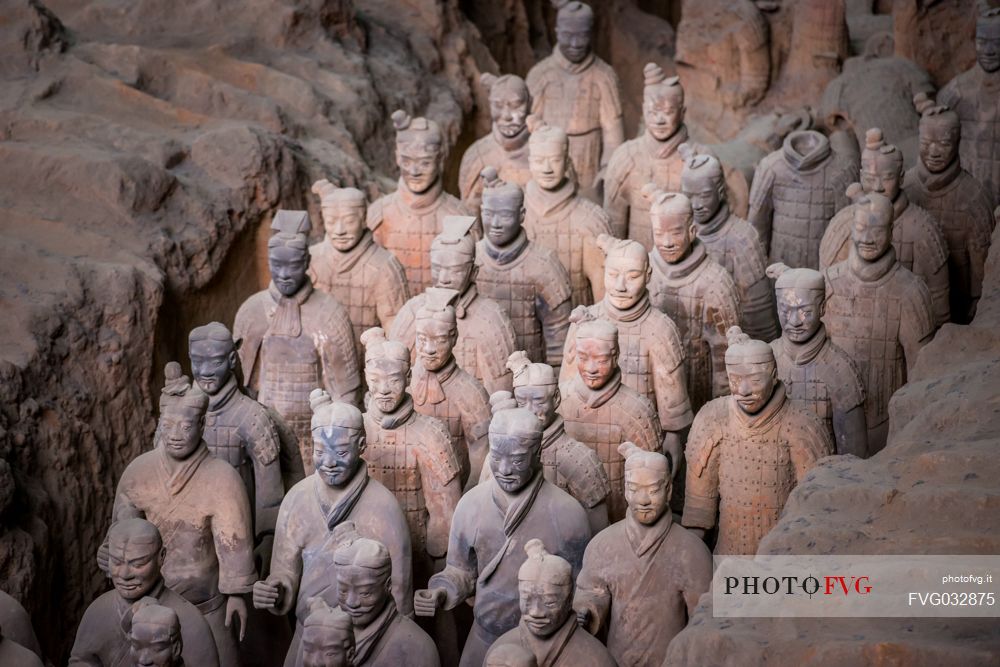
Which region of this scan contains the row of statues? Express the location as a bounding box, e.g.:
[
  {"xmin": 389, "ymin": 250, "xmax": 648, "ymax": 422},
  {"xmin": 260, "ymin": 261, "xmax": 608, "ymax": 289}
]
[{"xmin": 30, "ymin": 1, "xmax": 996, "ymax": 666}]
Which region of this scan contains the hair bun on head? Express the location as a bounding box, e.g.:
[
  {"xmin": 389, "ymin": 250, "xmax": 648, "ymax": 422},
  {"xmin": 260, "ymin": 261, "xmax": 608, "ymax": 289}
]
[
  {"xmin": 726, "ymin": 326, "xmax": 751, "ymax": 348},
  {"xmin": 489, "ymin": 390, "xmax": 519, "ymax": 415},
  {"xmin": 846, "ymin": 182, "xmax": 864, "ymax": 202},
  {"xmin": 480, "ymin": 72, "xmax": 498, "ymax": 90},
  {"xmin": 643, "ymin": 62, "xmax": 666, "ymax": 87},
  {"xmin": 480, "ymin": 166, "xmax": 500, "ymax": 188},
  {"xmin": 864, "ymin": 128, "xmax": 884, "ymax": 151},
  {"xmin": 309, "ymin": 388, "xmax": 332, "ymax": 412},
  {"xmin": 391, "ymin": 109, "xmax": 412, "ymax": 131},
  {"xmin": 765, "ymin": 262, "xmax": 790, "ymax": 281}
]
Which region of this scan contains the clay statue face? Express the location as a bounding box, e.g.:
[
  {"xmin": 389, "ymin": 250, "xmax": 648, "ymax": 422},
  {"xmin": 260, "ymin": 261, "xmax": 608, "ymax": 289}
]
[
  {"xmin": 482, "ymin": 199, "xmax": 525, "ymax": 248},
  {"xmin": 312, "ymin": 428, "xmax": 364, "ymax": 487},
  {"xmin": 624, "ymin": 466, "xmax": 671, "ymax": 526},
  {"xmin": 652, "ymin": 213, "xmax": 696, "ymax": 264},
  {"xmin": 529, "ymin": 143, "xmax": 568, "ymax": 191},
  {"xmin": 518, "ymin": 580, "xmax": 572, "ymax": 638},
  {"xmin": 491, "ymin": 85, "xmax": 531, "ymax": 138},
  {"xmin": 189, "ymin": 339, "xmax": 236, "ymax": 396},
  {"xmin": 777, "ymin": 289, "xmax": 825, "ymax": 344},
  {"xmin": 976, "ymin": 20, "xmax": 1000, "ymax": 73},
  {"xmin": 727, "ymin": 362, "xmax": 778, "ymax": 415},
  {"xmin": 513, "ymin": 385, "xmax": 560, "ymax": 428},
  {"xmin": 337, "ymin": 565, "xmax": 391, "ymax": 627},
  {"xmin": 556, "ymin": 24, "xmax": 591, "ymax": 64},
  {"xmin": 489, "ymin": 434, "xmax": 541, "ymax": 493},
  {"xmin": 851, "ymin": 207, "xmax": 893, "ymax": 262},
  {"xmin": 322, "ymin": 204, "xmax": 367, "ymax": 252},
  {"xmin": 302, "ymin": 628, "xmax": 353, "ymax": 667},
  {"xmin": 576, "ymin": 337, "xmax": 618, "ymax": 390},
  {"xmin": 643, "ymin": 91, "xmax": 684, "ymax": 142},
  {"xmin": 365, "ymin": 363, "xmax": 408, "ymax": 414},
  {"xmin": 681, "ymin": 173, "xmax": 725, "ymax": 224},
  {"xmin": 269, "ymin": 244, "xmax": 310, "ymax": 297},
  {"xmin": 129, "ymin": 625, "xmax": 181, "ymax": 667},
  {"xmin": 109, "ymin": 538, "xmax": 165, "ymax": 602},
  {"xmin": 918, "ymin": 120, "xmax": 959, "ymax": 174},
  {"xmin": 604, "ymin": 254, "xmax": 648, "ymax": 310},
  {"xmin": 860, "ymin": 155, "xmax": 903, "ymax": 202},
  {"xmin": 397, "ymin": 146, "xmax": 441, "ymax": 195},
  {"xmin": 157, "ymin": 406, "xmax": 204, "ymax": 461},
  {"xmin": 415, "ymin": 318, "xmax": 456, "ymax": 372},
  {"xmin": 431, "ymin": 253, "xmax": 475, "ymax": 294}
]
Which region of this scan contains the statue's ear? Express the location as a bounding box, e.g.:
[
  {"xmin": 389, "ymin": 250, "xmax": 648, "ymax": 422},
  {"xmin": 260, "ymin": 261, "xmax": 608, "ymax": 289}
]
[{"xmin": 233, "ymin": 337, "xmax": 244, "ymax": 352}]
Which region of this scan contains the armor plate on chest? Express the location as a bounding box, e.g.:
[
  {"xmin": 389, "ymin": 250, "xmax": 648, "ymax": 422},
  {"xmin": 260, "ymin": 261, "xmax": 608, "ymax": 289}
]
[{"xmin": 476, "ymin": 269, "xmax": 544, "ymax": 360}]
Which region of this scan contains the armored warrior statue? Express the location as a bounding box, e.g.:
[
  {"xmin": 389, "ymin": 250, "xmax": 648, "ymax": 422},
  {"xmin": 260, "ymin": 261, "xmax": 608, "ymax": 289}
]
[
  {"xmin": 525, "ymin": 0, "xmax": 624, "ymax": 191},
  {"xmin": 126, "ymin": 605, "xmax": 184, "ymax": 667},
  {"xmin": 480, "ymin": 353, "xmax": 611, "ymax": 534},
  {"xmin": 683, "ymin": 328, "xmax": 833, "ymax": 555},
  {"xmin": 766, "ymin": 263, "xmax": 868, "ymax": 457},
  {"xmin": 644, "ymin": 189, "xmax": 741, "ymax": 412},
  {"xmin": 72, "ymin": 519, "xmax": 219, "ymax": 667},
  {"xmin": 903, "ymin": 95, "xmax": 995, "ymax": 324},
  {"xmin": 574, "ymin": 443, "xmax": 712, "ymax": 667},
  {"xmin": 390, "ymin": 215, "xmax": 517, "ymax": 395},
  {"xmin": 604, "ymin": 65, "xmax": 749, "ymax": 246},
  {"xmin": 309, "ymin": 181, "xmax": 410, "ymax": 355},
  {"xmin": 360, "ymin": 328, "xmax": 462, "ymax": 586},
  {"xmin": 234, "ymin": 210, "xmax": 361, "ymax": 471},
  {"xmin": 104, "ymin": 364, "xmax": 256, "ymax": 666},
  {"xmin": 410, "ymin": 288, "xmax": 492, "ymax": 487},
  {"xmin": 523, "ymin": 119, "xmax": 613, "ymax": 308},
  {"xmin": 413, "ymin": 405, "xmax": 590, "ymax": 667},
  {"xmin": 368, "ymin": 110, "xmax": 475, "ymax": 296},
  {"xmin": 819, "ymin": 129, "xmax": 951, "ymax": 326},
  {"xmin": 558, "ymin": 314, "xmax": 663, "ymax": 522},
  {"xmin": 560, "ymin": 236, "xmax": 693, "ymax": 471},
  {"xmin": 475, "ymin": 168, "xmax": 572, "ymax": 367},
  {"xmin": 299, "ymin": 600, "xmax": 355, "ymax": 667},
  {"xmin": 253, "ymin": 391, "xmax": 412, "ymax": 667},
  {"xmin": 459, "ymin": 74, "xmax": 533, "ymax": 213},
  {"xmin": 681, "ymin": 149, "xmax": 778, "ymax": 341},
  {"xmin": 485, "ymin": 540, "xmax": 616, "ymax": 667},
  {"xmin": 748, "ymin": 129, "xmax": 858, "ymax": 269},
  {"xmin": 824, "ymin": 193, "xmax": 935, "ymax": 453}
]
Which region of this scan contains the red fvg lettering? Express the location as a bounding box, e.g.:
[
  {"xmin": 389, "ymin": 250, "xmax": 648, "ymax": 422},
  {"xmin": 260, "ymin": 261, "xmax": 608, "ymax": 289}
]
[{"xmin": 823, "ymin": 575, "xmax": 872, "ymax": 595}]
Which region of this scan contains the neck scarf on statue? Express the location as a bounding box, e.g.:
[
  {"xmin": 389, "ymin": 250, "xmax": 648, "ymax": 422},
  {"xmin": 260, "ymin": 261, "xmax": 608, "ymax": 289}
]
[
  {"xmin": 315, "ymin": 462, "xmax": 370, "ymax": 531},
  {"xmin": 267, "ymin": 279, "xmax": 314, "ymax": 338},
  {"xmin": 479, "ymin": 468, "xmax": 545, "ymax": 585}
]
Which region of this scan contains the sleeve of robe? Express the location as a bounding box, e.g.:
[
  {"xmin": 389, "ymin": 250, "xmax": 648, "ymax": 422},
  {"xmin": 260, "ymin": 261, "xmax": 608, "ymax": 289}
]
[
  {"xmin": 682, "ymin": 400, "xmax": 726, "ymax": 530},
  {"xmin": 703, "ymin": 271, "xmax": 742, "ymax": 398},
  {"xmin": 68, "ymin": 596, "xmax": 110, "ymax": 667},
  {"xmin": 375, "ymin": 252, "xmax": 411, "ymax": 332},
  {"xmin": 319, "ymin": 301, "xmax": 362, "ymax": 406},
  {"xmin": 676, "ymin": 528, "xmax": 714, "ymax": 616},
  {"xmin": 417, "ymin": 422, "xmax": 463, "ymax": 559},
  {"xmin": 602, "ymin": 145, "xmax": 633, "ymax": 239},
  {"xmin": 247, "ymin": 409, "xmax": 284, "ymax": 540},
  {"xmin": 597, "ymin": 65, "xmax": 625, "ymax": 168},
  {"xmin": 899, "ymin": 277, "xmax": 935, "ymax": 376},
  {"xmin": 211, "ymin": 464, "xmax": 259, "ymax": 595},
  {"xmin": 537, "ymin": 256, "xmax": 574, "ymax": 366},
  {"xmin": 573, "ymin": 536, "xmax": 613, "ymax": 635},
  {"xmin": 266, "ymin": 487, "xmax": 305, "ymax": 616},
  {"xmin": 788, "ymin": 409, "xmax": 835, "ymax": 481},
  {"xmin": 427, "ymin": 495, "xmax": 479, "ymax": 610},
  {"xmin": 651, "ymin": 322, "xmax": 695, "ymax": 432},
  {"xmin": 583, "ymin": 233, "xmax": 608, "ymax": 304},
  {"xmin": 747, "ymin": 154, "xmax": 778, "ymax": 252}
]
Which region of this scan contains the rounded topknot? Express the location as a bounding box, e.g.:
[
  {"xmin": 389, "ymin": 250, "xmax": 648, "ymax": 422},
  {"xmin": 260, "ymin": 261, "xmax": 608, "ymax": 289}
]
[
  {"xmin": 724, "ymin": 326, "xmax": 774, "ymax": 365},
  {"xmin": 571, "ymin": 308, "xmax": 619, "ymax": 343},
  {"xmin": 164, "ymin": 361, "xmax": 182, "ymax": 383},
  {"xmin": 360, "ymin": 326, "xmax": 387, "ymax": 350},
  {"xmin": 391, "ymin": 109, "xmax": 411, "ymax": 131},
  {"xmin": 648, "ymin": 190, "xmax": 693, "ymax": 221},
  {"xmin": 518, "ymin": 537, "xmax": 573, "ymax": 586},
  {"xmin": 361, "ymin": 327, "xmax": 410, "ymax": 367},
  {"xmin": 310, "ymin": 391, "xmax": 364, "ymax": 433},
  {"xmin": 643, "ymin": 62, "xmax": 667, "ymax": 87},
  {"xmin": 726, "ymin": 326, "xmax": 751, "ymax": 348},
  {"xmin": 617, "ymin": 441, "xmax": 643, "ymax": 460},
  {"xmin": 302, "ymin": 598, "xmax": 354, "ymax": 634},
  {"xmin": 845, "ymin": 182, "xmax": 865, "ymax": 202},
  {"xmin": 619, "ymin": 440, "xmax": 670, "ymax": 474},
  {"xmin": 524, "ymin": 538, "xmax": 547, "ymax": 559},
  {"xmin": 864, "ymin": 128, "xmax": 884, "ymax": 151},
  {"xmin": 766, "ymin": 262, "xmax": 824, "ymax": 292},
  {"xmin": 525, "ymin": 114, "xmax": 543, "ymax": 135},
  {"xmin": 480, "ymin": 72, "xmax": 498, "ymax": 90},
  {"xmin": 160, "ymin": 362, "xmax": 207, "ymax": 413},
  {"xmin": 507, "ymin": 351, "xmax": 558, "ymax": 388},
  {"xmin": 596, "ymin": 234, "xmax": 648, "ymax": 264},
  {"xmin": 310, "ymin": 388, "xmax": 333, "ymax": 413},
  {"xmin": 311, "ymin": 179, "xmax": 366, "ymax": 208},
  {"xmin": 677, "ymin": 142, "xmax": 696, "ymax": 164},
  {"xmin": 481, "ymin": 166, "xmax": 500, "ymax": 188},
  {"xmin": 506, "ymin": 350, "xmax": 531, "ymax": 377},
  {"xmin": 765, "ymin": 262, "xmax": 788, "ymax": 281},
  {"xmin": 527, "ymin": 117, "xmax": 568, "ymax": 150},
  {"xmin": 489, "ymin": 390, "xmax": 519, "ymax": 414},
  {"xmin": 913, "ymin": 93, "xmax": 957, "ymax": 124}
]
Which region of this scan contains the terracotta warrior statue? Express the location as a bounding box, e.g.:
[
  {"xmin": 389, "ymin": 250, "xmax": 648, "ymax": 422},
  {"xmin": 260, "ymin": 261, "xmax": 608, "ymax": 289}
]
[
  {"xmin": 333, "ymin": 526, "xmax": 440, "ymax": 667},
  {"xmin": 475, "ymin": 167, "xmax": 572, "ymax": 367},
  {"xmin": 369, "ymin": 110, "xmax": 474, "ymax": 296},
  {"xmin": 299, "ymin": 599, "xmax": 354, "ymax": 667},
  {"xmin": 823, "ymin": 193, "xmax": 935, "ymax": 454},
  {"xmin": 126, "ymin": 604, "xmax": 184, "ymax": 667},
  {"xmin": 480, "ymin": 354, "xmax": 611, "ymax": 534},
  {"xmin": 558, "ymin": 314, "xmax": 663, "ymax": 522},
  {"xmin": 486, "ymin": 540, "xmax": 616, "ymax": 667},
  {"xmin": 819, "ymin": 129, "xmax": 951, "ymax": 327},
  {"xmin": 523, "ymin": 119, "xmax": 612, "ymax": 308},
  {"xmin": 560, "ymin": 236, "xmax": 693, "ymax": 474},
  {"xmin": 903, "ymin": 95, "xmax": 995, "ymax": 324},
  {"xmin": 234, "ymin": 209, "xmax": 361, "ymax": 471},
  {"xmin": 413, "ymin": 405, "xmax": 591, "ymax": 667},
  {"xmin": 574, "ymin": 443, "xmax": 712, "ymax": 667},
  {"xmin": 644, "ymin": 189, "xmax": 741, "ymax": 412},
  {"xmin": 254, "ymin": 390, "xmax": 412, "ymax": 667},
  {"xmin": 391, "ymin": 215, "xmax": 517, "ymax": 395},
  {"xmin": 681, "ymin": 148, "xmax": 778, "ymax": 341},
  {"xmin": 72, "ymin": 519, "xmax": 218, "ymax": 667},
  {"xmin": 748, "ymin": 129, "xmax": 858, "ymax": 269},
  {"xmin": 104, "ymin": 364, "xmax": 256, "ymax": 666},
  {"xmin": 308, "ymin": 180, "xmax": 410, "ymax": 355},
  {"xmin": 682, "ymin": 328, "xmax": 833, "ymax": 555},
  {"xmin": 525, "ymin": 0, "xmax": 624, "ymax": 191},
  {"xmin": 459, "ymin": 74, "xmax": 533, "ymax": 213},
  {"xmin": 360, "ymin": 327, "xmax": 462, "ymax": 586},
  {"xmin": 604, "ymin": 64, "xmax": 748, "ymax": 247},
  {"xmin": 410, "ymin": 287, "xmax": 492, "ymax": 486},
  {"xmin": 939, "ymin": 5, "xmax": 1000, "ymax": 208},
  {"xmin": 766, "ymin": 263, "xmax": 868, "ymax": 458}
]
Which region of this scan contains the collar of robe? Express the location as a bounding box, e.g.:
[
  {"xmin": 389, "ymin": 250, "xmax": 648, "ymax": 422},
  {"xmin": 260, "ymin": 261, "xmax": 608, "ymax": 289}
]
[
  {"xmin": 573, "ymin": 371, "xmax": 623, "ymax": 410},
  {"xmin": 483, "ymin": 230, "xmax": 530, "ymax": 266},
  {"xmin": 848, "ymin": 245, "xmax": 898, "ymax": 283},
  {"xmin": 411, "ymin": 357, "xmax": 458, "ymax": 406},
  {"xmin": 651, "ymin": 239, "xmax": 707, "ymax": 281},
  {"xmin": 315, "ymin": 461, "xmax": 370, "ymax": 531},
  {"xmin": 730, "ymin": 381, "xmax": 787, "ymax": 431},
  {"xmin": 625, "ymin": 506, "xmax": 673, "ymax": 558},
  {"xmin": 267, "ymin": 278, "xmax": 314, "ymax": 338}
]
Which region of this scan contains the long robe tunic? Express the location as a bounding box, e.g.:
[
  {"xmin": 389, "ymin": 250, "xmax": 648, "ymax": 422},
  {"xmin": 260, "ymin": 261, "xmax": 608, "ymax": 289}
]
[
  {"xmin": 487, "ymin": 615, "xmax": 617, "ymax": 667},
  {"xmin": 352, "ymin": 599, "xmax": 440, "ymax": 667}
]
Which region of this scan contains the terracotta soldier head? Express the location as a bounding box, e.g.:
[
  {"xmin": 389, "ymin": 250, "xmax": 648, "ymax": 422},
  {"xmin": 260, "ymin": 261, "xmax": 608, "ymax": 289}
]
[
  {"xmin": 481, "ymin": 167, "xmax": 526, "ymax": 249},
  {"xmin": 488, "ymin": 401, "xmax": 545, "ymax": 494},
  {"xmin": 128, "ymin": 604, "xmax": 183, "ymax": 667},
  {"xmin": 486, "ymin": 643, "xmax": 538, "ymax": 667},
  {"xmin": 850, "ymin": 191, "xmax": 894, "ymax": 263},
  {"xmin": 517, "ymin": 539, "xmax": 574, "ymax": 638},
  {"xmin": 506, "ymin": 351, "xmax": 560, "ymax": 429},
  {"xmin": 554, "ymin": 0, "xmax": 594, "ymax": 64},
  {"xmin": 300, "ymin": 598, "xmax": 355, "ymax": 667},
  {"xmin": 766, "ymin": 263, "xmax": 826, "ymax": 344},
  {"xmin": 361, "ymin": 328, "xmax": 411, "ymax": 415},
  {"xmin": 597, "ymin": 234, "xmax": 650, "ymax": 311},
  {"xmin": 415, "ymin": 288, "xmax": 460, "ymax": 372},
  {"xmin": 976, "ymin": 4, "xmax": 1000, "ymax": 73},
  {"xmin": 107, "ymin": 519, "xmax": 167, "ymax": 603},
  {"xmin": 157, "ymin": 362, "xmax": 208, "ymax": 461},
  {"xmin": 430, "ymin": 215, "xmax": 479, "ymax": 293},
  {"xmin": 725, "ymin": 326, "xmax": 778, "ymax": 415},
  {"xmin": 481, "ymin": 74, "xmax": 532, "ymax": 141},
  {"xmin": 914, "ymin": 94, "xmax": 961, "ymax": 175},
  {"xmin": 619, "ymin": 442, "xmax": 671, "ymax": 525},
  {"xmin": 392, "ymin": 110, "xmax": 445, "ymax": 195},
  {"xmin": 645, "ymin": 187, "xmax": 697, "ymax": 264},
  {"xmin": 858, "ymin": 128, "xmax": 904, "ymax": 201},
  {"xmin": 680, "ymin": 148, "xmax": 727, "ymax": 225},
  {"xmin": 333, "ymin": 523, "xmax": 393, "ymax": 626},
  {"xmin": 311, "ymin": 180, "xmax": 368, "ymax": 253},
  {"xmin": 642, "ymin": 63, "xmax": 685, "ymax": 142},
  {"xmin": 188, "ymin": 322, "xmax": 238, "ymax": 396},
  {"xmin": 527, "ymin": 118, "xmax": 571, "ymax": 191},
  {"xmin": 268, "ymin": 210, "xmax": 312, "ymax": 297},
  {"xmin": 571, "ymin": 310, "xmax": 620, "ymax": 391},
  {"xmin": 309, "ymin": 389, "xmax": 366, "ymax": 487}
]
